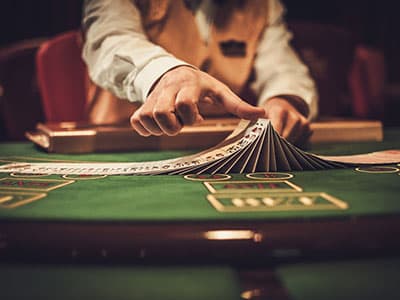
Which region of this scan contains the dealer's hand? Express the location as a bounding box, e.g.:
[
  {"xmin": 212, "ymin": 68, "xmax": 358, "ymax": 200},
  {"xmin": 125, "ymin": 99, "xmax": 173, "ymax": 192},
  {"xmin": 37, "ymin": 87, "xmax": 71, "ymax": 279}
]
[
  {"xmin": 263, "ymin": 97, "xmax": 312, "ymax": 145},
  {"xmin": 130, "ymin": 66, "xmax": 265, "ymax": 136}
]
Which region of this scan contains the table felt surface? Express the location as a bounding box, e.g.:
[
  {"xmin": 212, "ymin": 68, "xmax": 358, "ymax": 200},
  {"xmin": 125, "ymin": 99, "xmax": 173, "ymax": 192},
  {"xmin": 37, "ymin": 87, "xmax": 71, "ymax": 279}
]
[
  {"xmin": 0, "ymin": 129, "xmax": 399, "ymax": 222},
  {"xmin": 277, "ymin": 257, "xmax": 400, "ymax": 300},
  {"xmin": 0, "ymin": 264, "xmax": 241, "ymax": 300}
]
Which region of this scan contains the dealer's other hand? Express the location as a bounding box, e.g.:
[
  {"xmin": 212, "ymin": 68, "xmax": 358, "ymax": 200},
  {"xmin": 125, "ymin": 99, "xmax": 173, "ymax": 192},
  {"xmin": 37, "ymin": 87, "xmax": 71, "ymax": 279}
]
[
  {"xmin": 263, "ymin": 97, "xmax": 312, "ymax": 145},
  {"xmin": 130, "ymin": 66, "xmax": 265, "ymax": 136}
]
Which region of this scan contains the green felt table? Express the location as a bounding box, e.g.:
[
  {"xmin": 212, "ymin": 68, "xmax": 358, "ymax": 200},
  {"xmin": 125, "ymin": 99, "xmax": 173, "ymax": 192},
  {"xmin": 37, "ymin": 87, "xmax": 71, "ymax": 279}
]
[
  {"xmin": 0, "ymin": 130, "xmax": 399, "ymax": 221},
  {"xmin": 0, "ymin": 130, "xmax": 399, "ymax": 299},
  {"xmin": 0, "ymin": 129, "xmax": 399, "ymax": 261}
]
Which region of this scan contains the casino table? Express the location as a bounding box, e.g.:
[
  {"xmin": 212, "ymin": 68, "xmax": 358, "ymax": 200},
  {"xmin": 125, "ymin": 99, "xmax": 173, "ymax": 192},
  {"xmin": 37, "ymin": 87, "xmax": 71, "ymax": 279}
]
[
  {"xmin": 0, "ymin": 129, "xmax": 399, "ymax": 260},
  {"xmin": 0, "ymin": 128, "xmax": 400, "ymax": 299}
]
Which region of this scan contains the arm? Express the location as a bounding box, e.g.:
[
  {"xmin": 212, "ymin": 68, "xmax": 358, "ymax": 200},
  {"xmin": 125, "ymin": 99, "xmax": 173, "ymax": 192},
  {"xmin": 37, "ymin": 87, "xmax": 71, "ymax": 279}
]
[
  {"xmin": 83, "ymin": 0, "xmax": 265, "ymax": 136},
  {"xmin": 252, "ymin": 0, "xmax": 318, "ymax": 144},
  {"xmin": 82, "ymin": 0, "xmax": 264, "ymax": 136},
  {"xmin": 82, "ymin": 0, "xmax": 189, "ymax": 103}
]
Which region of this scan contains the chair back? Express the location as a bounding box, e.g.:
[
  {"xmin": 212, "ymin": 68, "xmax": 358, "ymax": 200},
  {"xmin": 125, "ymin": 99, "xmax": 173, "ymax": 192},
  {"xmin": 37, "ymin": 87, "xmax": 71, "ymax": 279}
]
[
  {"xmin": 289, "ymin": 21, "xmax": 385, "ymax": 119},
  {"xmin": 0, "ymin": 38, "xmax": 46, "ymax": 140},
  {"xmin": 36, "ymin": 30, "xmax": 87, "ymax": 122}
]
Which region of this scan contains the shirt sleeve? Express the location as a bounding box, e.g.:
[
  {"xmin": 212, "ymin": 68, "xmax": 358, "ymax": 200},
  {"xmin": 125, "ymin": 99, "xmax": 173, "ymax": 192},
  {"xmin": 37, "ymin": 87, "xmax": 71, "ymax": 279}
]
[
  {"xmin": 82, "ymin": 0, "xmax": 190, "ymax": 103},
  {"xmin": 251, "ymin": 0, "xmax": 318, "ymax": 119}
]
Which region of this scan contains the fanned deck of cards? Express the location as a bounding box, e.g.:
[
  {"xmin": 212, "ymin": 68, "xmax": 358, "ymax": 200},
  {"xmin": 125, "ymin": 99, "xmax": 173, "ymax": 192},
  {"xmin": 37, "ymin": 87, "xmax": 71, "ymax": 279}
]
[{"xmin": 1, "ymin": 119, "xmax": 400, "ymax": 175}]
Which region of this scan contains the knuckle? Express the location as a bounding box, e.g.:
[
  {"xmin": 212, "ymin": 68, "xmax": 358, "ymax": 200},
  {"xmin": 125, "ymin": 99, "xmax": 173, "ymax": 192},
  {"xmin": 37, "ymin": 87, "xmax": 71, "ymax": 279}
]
[
  {"xmin": 293, "ymin": 115, "xmax": 302, "ymax": 124},
  {"xmin": 288, "ymin": 111, "xmax": 301, "ymax": 122},
  {"xmin": 177, "ymin": 96, "xmax": 195, "ymax": 107},
  {"xmin": 176, "ymin": 99, "xmax": 195, "ymax": 113},
  {"xmin": 161, "ymin": 79, "xmax": 176, "ymax": 90},
  {"xmin": 153, "ymin": 108, "xmax": 170, "ymax": 120},
  {"xmin": 139, "ymin": 110, "xmax": 154, "ymax": 121},
  {"xmin": 272, "ymin": 107, "xmax": 286, "ymax": 119},
  {"xmin": 211, "ymin": 85, "xmax": 229, "ymax": 100},
  {"xmin": 301, "ymin": 118, "xmax": 310, "ymax": 127},
  {"xmin": 130, "ymin": 113, "xmax": 140, "ymax": 125}
]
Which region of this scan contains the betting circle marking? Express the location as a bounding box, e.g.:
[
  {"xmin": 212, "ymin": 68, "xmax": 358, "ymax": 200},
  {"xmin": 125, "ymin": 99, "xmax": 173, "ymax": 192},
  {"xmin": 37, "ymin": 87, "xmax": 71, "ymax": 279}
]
[
  {"xmin": 246, "ymin": 172, "xmax": 294, "ymax": 180},
  {"xmin": 355, "ymin": 166, "xmax": 399, "ymax": 174},
  {"xmin": 10, "ymin": 173, "xmax": 50, "ymax": 178},
  {"xmin": 62, "ymin": 174, "xmax": 108, "ymax": 180},
  {"xmin": 183, "ymin": 174, "xmax": 232, "ymax": 182}
]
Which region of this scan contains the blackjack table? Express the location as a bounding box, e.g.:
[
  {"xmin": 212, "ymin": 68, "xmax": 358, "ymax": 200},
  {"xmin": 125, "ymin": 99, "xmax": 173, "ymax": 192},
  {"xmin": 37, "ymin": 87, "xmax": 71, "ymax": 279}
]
[{"xmin": 0, "ymin": 128, "xmax": 399, "ymax": 299}]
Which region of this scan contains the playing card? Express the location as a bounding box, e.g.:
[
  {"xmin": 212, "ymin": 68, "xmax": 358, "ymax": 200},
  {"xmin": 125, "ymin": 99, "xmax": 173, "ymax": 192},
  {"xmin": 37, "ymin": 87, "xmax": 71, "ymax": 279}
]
[{"xmin": 0, "ymin": 119, "xmax": 399, "ymax": 175}]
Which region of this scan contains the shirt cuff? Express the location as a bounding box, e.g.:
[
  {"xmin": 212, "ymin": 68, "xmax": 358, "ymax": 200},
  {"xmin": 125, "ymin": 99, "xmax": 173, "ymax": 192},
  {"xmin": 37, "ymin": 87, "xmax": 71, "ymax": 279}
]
[{"xmin": 127, "ymin": 56, "xmax": 192, "ymax": 103}]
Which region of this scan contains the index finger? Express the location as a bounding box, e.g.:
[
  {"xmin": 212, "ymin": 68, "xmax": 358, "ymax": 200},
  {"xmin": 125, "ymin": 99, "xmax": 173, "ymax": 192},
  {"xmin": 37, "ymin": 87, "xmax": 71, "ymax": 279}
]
[{"xmin": 216, "ymin": 87, "xmax": 265, "ymax": 120}]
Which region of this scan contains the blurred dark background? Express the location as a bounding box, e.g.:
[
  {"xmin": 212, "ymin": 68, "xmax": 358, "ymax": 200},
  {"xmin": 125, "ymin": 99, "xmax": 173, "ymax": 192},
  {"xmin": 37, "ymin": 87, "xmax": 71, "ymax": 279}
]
[{"xmin": 0, "ymin": 0, "xmax": 399, "ymax": 141}]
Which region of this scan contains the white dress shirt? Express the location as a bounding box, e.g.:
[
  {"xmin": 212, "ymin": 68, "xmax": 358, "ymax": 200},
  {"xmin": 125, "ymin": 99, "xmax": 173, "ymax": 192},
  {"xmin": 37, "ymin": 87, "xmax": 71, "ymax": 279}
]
[{"xmin": 82, "ymin": 0, "xmax": 318, "ymax": 119}]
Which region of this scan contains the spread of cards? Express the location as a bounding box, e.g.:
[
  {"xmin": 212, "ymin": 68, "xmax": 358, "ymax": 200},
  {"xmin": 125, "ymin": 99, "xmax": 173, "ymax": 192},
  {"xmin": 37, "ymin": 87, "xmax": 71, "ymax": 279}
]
[{"xmin": 1, "ymin": 119, "xmax": 400, "ymax": 175}]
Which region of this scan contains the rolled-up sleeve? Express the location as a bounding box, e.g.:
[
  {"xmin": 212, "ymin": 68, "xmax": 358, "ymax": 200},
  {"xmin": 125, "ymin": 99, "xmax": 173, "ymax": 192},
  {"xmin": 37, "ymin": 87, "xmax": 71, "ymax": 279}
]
[
  {"xmin": 82, "ymin": 0, "xmax": 189, "ymax": 103},
  {"xmin": 252, "ymin": 0, "xmax": 318, "ymax": 119}
]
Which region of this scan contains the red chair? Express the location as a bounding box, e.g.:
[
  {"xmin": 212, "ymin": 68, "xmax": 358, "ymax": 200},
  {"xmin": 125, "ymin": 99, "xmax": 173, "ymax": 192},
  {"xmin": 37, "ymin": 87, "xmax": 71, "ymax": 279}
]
[
  {"xmin": 289, "ymin": 21, "xmax": 385, "ymax": 120},
  {"xmin": 349, "ymin": 46, "xmax": 385, "ymax": 119},
  {"xmin": 0, "ymin": 38, "xmax": 46, "ymax": 140},
  {"xmin": 36, "ymin": 30, "xmax": 88, "ymax": 122}
]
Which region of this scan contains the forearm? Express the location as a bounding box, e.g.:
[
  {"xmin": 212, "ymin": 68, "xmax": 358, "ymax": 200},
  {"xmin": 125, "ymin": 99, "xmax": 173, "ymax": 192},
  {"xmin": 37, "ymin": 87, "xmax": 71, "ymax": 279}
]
[{"xmin": 82, "ymin": 0, "xmax": 188, "ymax": 103}]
